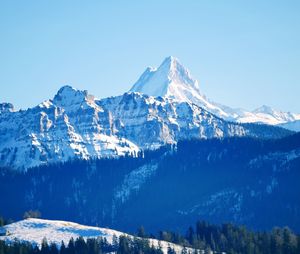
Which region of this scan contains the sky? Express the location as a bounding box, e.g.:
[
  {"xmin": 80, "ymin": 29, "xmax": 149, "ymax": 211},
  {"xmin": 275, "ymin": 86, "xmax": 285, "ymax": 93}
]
[{"xmin": 0, "ymin": 0, "xmax": 299, "ymax": 112}]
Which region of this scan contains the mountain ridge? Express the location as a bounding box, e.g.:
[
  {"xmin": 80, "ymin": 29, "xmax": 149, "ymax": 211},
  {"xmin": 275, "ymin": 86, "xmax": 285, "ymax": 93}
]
[
  {"xmin": 130, "ymin": 56, "xmax": 300, "ymax": 125},
  {"xmin": 0, "ymin": 218, "xmax": 195, "ymax": 254},
  {"xmin": 0, "ymin": 85, "xmax": 292, "ymax": 169},
  {"xmin": 0, "ymin": 56, "xmax": 298, "ymax": 169}
]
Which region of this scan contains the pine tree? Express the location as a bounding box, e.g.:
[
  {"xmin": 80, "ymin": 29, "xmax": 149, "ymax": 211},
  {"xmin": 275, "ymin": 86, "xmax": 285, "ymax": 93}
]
[
  {"xmin": 137, "ymin": 226, "xmax": 146, "ymax": 238},
  {"xmin": 0, "ymin": 217, "xmax": 4, "ymax": 227},
  {"xmin": 67, "ymin": 238, "xmax": 75, "ymax": 254},
  {"xmin": 75, "ymin": 237, "xmax": 87, "ymax": 254},
  {"xmin": 60, "ymin": 241, "xmax": 67, "ymax": 254},
  {"xmin": 49, "ymin": 243, "xmax": 59, "ymax": 254},
  {"xmin": 0, "ymin": 241, "xmax": 4, "ymax": 254},
  {"xmin": 41, "ymin": 237, "xmax": 49, "ymax": 254},
  {"xmin": 117, "ymin": 236, "xmax": 130, "ymax": 254}
]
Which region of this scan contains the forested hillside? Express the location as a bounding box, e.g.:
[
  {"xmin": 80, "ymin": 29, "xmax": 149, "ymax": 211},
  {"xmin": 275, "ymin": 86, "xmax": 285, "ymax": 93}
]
[{"xmin": 1, "ymin": 134, "xmax": 300, "ymax": 233}]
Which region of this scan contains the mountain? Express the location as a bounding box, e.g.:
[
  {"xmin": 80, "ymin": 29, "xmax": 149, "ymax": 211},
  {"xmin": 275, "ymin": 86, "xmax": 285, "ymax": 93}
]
[
  {"xmin": 238, "ymin": 105, "xmax": 300, "ymax": 125},
  {"xmin": 0, "ymin": 85, "xmax": 292, "ymax": 170},
  {"xmin": 0, "ymin": 57, "xmax": 297, "ymax": 169},
  {"xmin": 0, "ymin": 218, "xmax": 195, "ymax": 254},
  {"xmin": 130, "ymin": 56, "xmax": 230, "ymax": 119},
  {"xmin": 279, "ymin": 119, "xmax": 300, "ymax": 132},
  {"xmin": 130, "ymin": 56, "xmax": 300, "ymax": 125},
  {"xmin": 1, "ymin": 134, "xmax": 300, "ymax": 232},
  {"xmin": 99, "ymin": 92, "xmax": 241, "ymax": 148},
  {"xmin": 0, "ymin": 86, "xmax": 139, "ymax": 170}
]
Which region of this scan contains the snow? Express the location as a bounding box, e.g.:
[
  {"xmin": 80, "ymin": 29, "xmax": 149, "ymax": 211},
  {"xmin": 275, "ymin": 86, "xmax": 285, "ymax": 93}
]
[
  {"xmin": 248, "ymin": 149, "xmax": 300, "ymax": 170},
  {"xmin": 131, "ymin": 56, "xmax": 199, "ymax": 97},
  {"xmin": 130, "ymin": 56, "xmax": 230, "ymax": 119},
  {"xmin": 98, "ymin": 91, "xmax": 245, "ymax": 149},
  {"xmin": 0, "ymin": 87, "xmax": 140, "ymax": 170},
  {"xmin": 0, "ymin": 218, "xmax": 198, "ymax": 254},
  {"xmin": 0, "ymin": 57, "xmax": 298, "ymax": 169},
  {"xmin": 129, "ymin": 56, "xmax": 300, "ymax": 125},
  {"xmin": 114, "ymin": 164, "xmax": 158, "ymax": 203},
  {"xmin": 178, "ymin": 189, "xmax": 244, "ymax": 219},
  {"xmin": 235, "ymin": 105, "xmax": 300, "ymax": 125}
]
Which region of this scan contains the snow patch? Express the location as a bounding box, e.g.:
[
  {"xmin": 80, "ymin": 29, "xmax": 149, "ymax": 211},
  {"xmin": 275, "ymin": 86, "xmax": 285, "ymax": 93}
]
[{"xmin": 0, "ymin": 218, "xmax": 198, "ymax": 254}]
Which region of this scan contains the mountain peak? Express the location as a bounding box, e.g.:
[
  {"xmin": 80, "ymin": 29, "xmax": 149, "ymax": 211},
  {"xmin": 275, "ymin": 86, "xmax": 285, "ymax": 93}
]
[
  {"xmin": 55, "ymin": 85, "xmax": 86, "ymax": 97},
  {"xmin": 129, "ymin": 57, "xmax": 300, "ymax": 123},
  {"xmin": 130, "ymin": 56, "xmax": 200, "ymax": 99},
  {"xmin": 253, "ymin": 105, "xmax": 276, "ymax": 114},
  {"xmin": 53, "ymin": 85, "xmax": 89, "ymax": 107},
  {"xmin": 129, "ymin": 56, "xmax": 233, "ymax": 118},
  {"xmin": 160, "ymin": 55, "xmax": 179, "ymax": 68},
  {"xmin": 159, "ymin": 56, "xmax": 196, "ymax": 85}
]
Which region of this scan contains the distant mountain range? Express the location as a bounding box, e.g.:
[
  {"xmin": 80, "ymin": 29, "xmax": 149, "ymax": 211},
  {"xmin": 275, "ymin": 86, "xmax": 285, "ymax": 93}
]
[{"xmin": 0, "ymin": 56, "xmax": 298, "ymax": 170}]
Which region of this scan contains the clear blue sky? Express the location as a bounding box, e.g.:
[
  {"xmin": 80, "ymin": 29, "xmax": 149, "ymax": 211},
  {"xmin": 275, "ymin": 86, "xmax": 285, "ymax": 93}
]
[{"xmin": 0, "ymin": 1, "xmax": 299, "ymax": 112}]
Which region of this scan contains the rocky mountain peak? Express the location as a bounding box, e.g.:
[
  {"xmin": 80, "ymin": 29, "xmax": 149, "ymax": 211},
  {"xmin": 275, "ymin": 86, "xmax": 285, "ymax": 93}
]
[
  {"xmin": 130, "ymin": 56, "xmax": 200, "ymax": 99},
  {"xmin": 53, "ymin": 85, "xmax": 89, "ymax": 107}
]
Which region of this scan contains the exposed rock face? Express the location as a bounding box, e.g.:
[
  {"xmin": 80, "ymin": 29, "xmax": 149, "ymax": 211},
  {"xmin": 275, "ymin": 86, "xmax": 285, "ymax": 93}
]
[
  {"xmin": 0, "ymin": 85, "xmax": 291, "ymax": 170},
  {"xmin": 0, "ymin": 86, "xmax": 139, "ymax": 170},
  {"xmin": 98, "ymin": 92, "xmax": 245, "ymax": 148}
]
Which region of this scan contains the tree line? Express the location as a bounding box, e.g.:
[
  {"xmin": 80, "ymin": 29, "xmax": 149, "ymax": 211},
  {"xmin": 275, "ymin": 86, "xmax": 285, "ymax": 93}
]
[
  {"xmin": 1, "ymin": 220, "xmax": 300, "ymax": 254},
  {"xmin": 156, "ymin": 221, "xmax": 300, "ymax": 254},
  {"xmin": 0, "ymin": 235, "xmax": 175, "ymax": 254}
]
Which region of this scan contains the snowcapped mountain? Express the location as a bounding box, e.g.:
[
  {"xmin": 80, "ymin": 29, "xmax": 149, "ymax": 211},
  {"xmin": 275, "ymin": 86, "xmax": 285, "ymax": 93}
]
[
  {"xmin": 0, "ymin": 85, "xmax": 291, "ymax": 170},
  {"xmin": 0, "ymin": 218, "xmax": 196, "ymax": 254},
  {"xmin": 130, "ymin": 56, "xmax": 300, "ymax": 125},
  {"xmin": 0, "ymin": 56, "xmax": 296, "ymax": 169},
  {"xmin": 98, "ymin": 92, "xmax": 246, "ymax": 149},
  {"xmin": 130, "ymin": 56, "xmax": 230, "ymax": 119},
  {"xmin": 237, "ymin": 105, "xmax": 300, "ymax": 125},
  {"xmin": 0, "ymin": 86, "xmax": 139, "ymax": 170}
]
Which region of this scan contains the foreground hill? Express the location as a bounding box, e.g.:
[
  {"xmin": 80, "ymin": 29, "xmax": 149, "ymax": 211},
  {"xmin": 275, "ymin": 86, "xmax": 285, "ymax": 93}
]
[{"xmin": 0, "ymin": 218, "xmax": 196, "ymax": 254}]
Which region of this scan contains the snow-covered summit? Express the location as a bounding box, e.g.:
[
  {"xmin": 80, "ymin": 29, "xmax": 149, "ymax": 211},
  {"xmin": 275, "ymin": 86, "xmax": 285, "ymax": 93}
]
[
  {"xmin": 53, "ymin": 85, "xmax": 95, "ymax": 109},
  {"xmin": 130, "ymin": 56, "xmax": 230, "ymax": 118},
  {"xmin": 131, "ymin": 56, "xmax": 200, "ymax": 98},
  {"xmin": 253, "ymin": 105, "xmax": 275, "ymax": 114},
  {"xmin": 130, "ymin": 56, "xmax": 300, "ymax": 125},
  {"xmin": 240, "ymin": 105, "xmax": 300, "ymax": 125}
]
